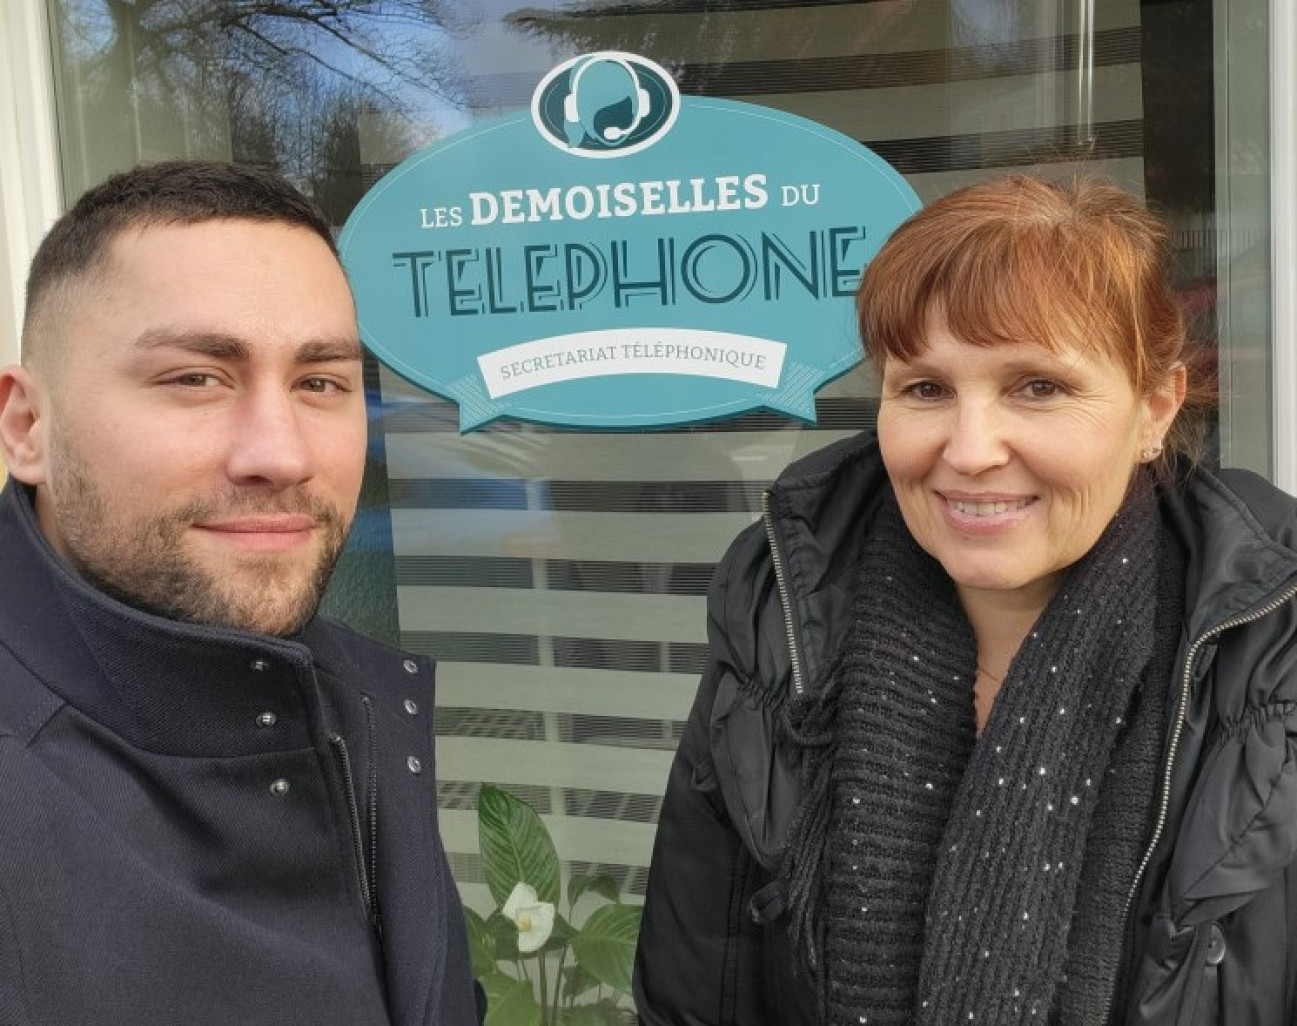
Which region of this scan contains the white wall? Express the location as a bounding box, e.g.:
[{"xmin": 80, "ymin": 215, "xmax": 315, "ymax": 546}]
[{"xmin": 0, "ymin": 0, "xmax": 61, "ymax": 370}]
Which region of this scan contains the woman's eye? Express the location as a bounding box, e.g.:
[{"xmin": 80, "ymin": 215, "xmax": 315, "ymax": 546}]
[{"xmin": 909, "ymin": 381, "xmax": 947, "ymax": 400}]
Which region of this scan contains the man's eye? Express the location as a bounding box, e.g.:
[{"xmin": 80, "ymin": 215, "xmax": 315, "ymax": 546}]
[
  {"xmin": 171, "ymin": 373, "xmax": 218, "ymax": 388},
  {"xmin": 300, "ymin": 377, "xmax": 344, "ymax": 394}
]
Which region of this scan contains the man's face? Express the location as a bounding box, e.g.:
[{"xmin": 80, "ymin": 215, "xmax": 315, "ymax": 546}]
[{"xmin": 28, "ymin": 219, "xmax": 367, "ymax": 636}]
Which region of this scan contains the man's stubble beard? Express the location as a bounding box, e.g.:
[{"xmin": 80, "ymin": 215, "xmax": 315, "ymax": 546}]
[{"xmin": 46, "ymin": 437, "xmax": 352, "ymax": 638}]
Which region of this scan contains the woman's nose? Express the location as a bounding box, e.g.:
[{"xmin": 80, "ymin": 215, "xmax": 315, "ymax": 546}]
[{"xmin": 941, "ymin": 400, "xmax": 1010, "ymax": 474}]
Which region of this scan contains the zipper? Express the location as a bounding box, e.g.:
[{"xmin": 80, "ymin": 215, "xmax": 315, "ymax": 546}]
[
  {"xmin": 361, "ymin": 695, "xmax": 381, "ymax": 938},
  {"xmin": 1123, "ymin": 579, "xmax": 1297, "ymax": 919},
  {"xmin": 330, "ymin": 698, "xmax": 381, "ymax": 935},
  {"xmin": 762, "ymin": 490, "xmax": 806, "ymax": 699}
]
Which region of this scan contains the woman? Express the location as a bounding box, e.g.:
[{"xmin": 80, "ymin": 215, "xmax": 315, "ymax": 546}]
[{"xmin": 634, "ymin": 175, "xmax": 1297, "ymax": 1025}]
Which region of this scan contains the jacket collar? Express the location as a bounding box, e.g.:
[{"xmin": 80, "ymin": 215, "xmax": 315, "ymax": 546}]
[
  {"xmin": 0, "ymin": 480, "xmax": 330, "ymax": 757},
  {"xmin": 763, "ymin": 432, "xmax": 889, "ymax": 699},
  {"xmin": 1161, "ymin": 465, "xmax": 1297, "ymax": 641}
]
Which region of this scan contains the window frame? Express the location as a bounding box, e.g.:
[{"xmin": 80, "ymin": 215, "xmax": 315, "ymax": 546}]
[{"xmin": 1270, "ymin": 0, "xmax": 1297, "ymax": 491}]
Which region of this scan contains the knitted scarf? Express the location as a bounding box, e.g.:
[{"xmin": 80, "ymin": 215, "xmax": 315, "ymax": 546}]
[{"xmin": 780, "ymin": 476, "xmax": 1181, "ymax": 1026}]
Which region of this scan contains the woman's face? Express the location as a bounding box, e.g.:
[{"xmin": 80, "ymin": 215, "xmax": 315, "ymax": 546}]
[{"xmin": 877, "ymin": 313, "xmax": 1182, "ymax": 613}]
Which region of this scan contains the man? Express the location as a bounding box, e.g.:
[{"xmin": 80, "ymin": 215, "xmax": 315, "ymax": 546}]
[{"xmin": 0, "ymin": 161, "xmax": 481, "ymax": 1024}]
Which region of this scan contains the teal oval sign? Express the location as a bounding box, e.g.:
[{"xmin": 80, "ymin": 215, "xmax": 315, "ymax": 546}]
[{"xmin": 340, "ymin": 52, "xmax": 920, "ymax": 431}]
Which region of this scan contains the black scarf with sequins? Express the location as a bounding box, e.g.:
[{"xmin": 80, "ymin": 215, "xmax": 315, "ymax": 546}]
[{"xmin": 783, "ymin": 475, "xmax": 1181, "ymax": 1026}]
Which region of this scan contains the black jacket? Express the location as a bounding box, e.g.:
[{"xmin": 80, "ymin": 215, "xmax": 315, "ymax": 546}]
[
  {"xmin": 634, "ymin": 433, "xmax": 1297, "ymax": 1025},
  {"xmin": 0, "ymin": 481, "xmax": 481, "ymax": 1025}
]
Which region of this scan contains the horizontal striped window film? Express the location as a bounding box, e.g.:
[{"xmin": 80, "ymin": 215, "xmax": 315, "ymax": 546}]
[{"xmin": 375, "ymin": 346, "xmax": 874, "ymax": 915}]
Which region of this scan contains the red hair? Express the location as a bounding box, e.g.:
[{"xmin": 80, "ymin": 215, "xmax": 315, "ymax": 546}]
[{"xmin": 858, "ymin": 174, "xmax": 1186, "ymax": 400}]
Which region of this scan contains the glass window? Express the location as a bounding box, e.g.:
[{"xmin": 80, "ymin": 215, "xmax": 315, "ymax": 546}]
[{"xmin": 45, "ymin": 0, "xmax": 1270, "ymax": 999}]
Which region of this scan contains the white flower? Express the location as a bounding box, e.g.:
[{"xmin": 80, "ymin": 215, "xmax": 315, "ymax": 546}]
[{"xmin": 502, "ymin": 882, "xmax": 555, "ymax": 953}]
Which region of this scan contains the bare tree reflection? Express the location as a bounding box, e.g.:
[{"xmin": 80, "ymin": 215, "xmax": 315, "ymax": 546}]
[{"xmin": 54, "ymin": 0, "xmax": 475, "ymax": 198}]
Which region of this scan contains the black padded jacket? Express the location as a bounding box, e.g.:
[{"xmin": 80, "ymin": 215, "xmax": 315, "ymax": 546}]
[{"xmin": 634, "ymin": 432, "xmax": 1297, "ymax": 1026}]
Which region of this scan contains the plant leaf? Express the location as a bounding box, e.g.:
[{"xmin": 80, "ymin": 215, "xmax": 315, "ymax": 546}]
[
  {"xmin": 483, "ymin": 973, "xmax": 541, "ymax": 1026},
  {"xmin": 463, "ymin": 906, "xmax": 497, "ymax": 979},
  {"xmin": 568, "ymin": 874, "xmax": 620, "ymax": 911},
  {"xmin": 549, "ymin": 912, "xmax": 577, "ymax": 943},
  {"xmin": 478, "ymin": 784, "xmax": 562, "ymax": 907},
  {"xmin": 486, "ymin": 910, "xmax": 521, "ymax": 961},
  {"xmin": 560, "ymin": 964, "xmax": 599, "ymax": 1002},
  {"xmin": 558, "ymin": 1002, "xmax": 624, "ymax": 1026},
  {"xmin": 569, "ymin": 904, "xmax": 642, "ymax": 995}
]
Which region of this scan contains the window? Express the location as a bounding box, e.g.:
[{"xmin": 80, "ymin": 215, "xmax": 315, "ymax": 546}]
[{"xmin": 44, "ymin": 0, "xmax": 1268, "ymax": 958}]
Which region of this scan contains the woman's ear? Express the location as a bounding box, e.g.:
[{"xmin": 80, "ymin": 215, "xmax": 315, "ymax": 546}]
[
  {"xmin": 0, "ymin": 366, "xmax": 51, "ymax": 485},
  {"xmin": 1142, "ymin": 362, "xmax": 1188, "ymax": 451}
]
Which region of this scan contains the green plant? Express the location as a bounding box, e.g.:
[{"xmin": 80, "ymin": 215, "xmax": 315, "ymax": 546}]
[{"xmin": 465, "ymin": 784, "xmax": 643, "ymax": 1026}]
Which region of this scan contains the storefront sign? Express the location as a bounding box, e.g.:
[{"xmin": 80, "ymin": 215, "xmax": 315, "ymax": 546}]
[{"xmin": 340, "ymin": 52, "xmax": 920, "ymax": 430}]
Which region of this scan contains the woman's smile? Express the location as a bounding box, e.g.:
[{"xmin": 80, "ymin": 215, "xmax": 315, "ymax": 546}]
[{"xmin": 939, "ymin": 491, "xmax": 1037, "ymax": 532}]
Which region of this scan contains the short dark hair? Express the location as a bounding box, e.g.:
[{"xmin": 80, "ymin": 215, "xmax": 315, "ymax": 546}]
[{"xmin": 23, "ymin": 160, "xmax": 337, "ymax": 362}]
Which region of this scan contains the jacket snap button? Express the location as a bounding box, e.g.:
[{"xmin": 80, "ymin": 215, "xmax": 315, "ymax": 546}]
[
  {"xmin": 403, "ymin": 659, "xmax": 419, "ymax": 674},
  {"xmin": 255, "ymin": 712, "xmax": 278, "ymax": 727},
  {"xmin": 1206, "ymin": 923, "xmax": 1226, "ymax": 965},
  {"xmin": 269, "ymin": 778, "xmax": 290, "ymax": 797},
  {"xmin": 407, "ymin": 756, "xmax": 423, "ymax": 775},
  {"xmin": 403, "ymin": 699, "xmax": 419, "ymax": 715},
  {"xmin": 250, "ymin": 659, "xmax": 271, "ymax": 672}
]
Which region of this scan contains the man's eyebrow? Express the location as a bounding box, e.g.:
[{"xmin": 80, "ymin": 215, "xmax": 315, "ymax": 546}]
[
  {"xmin": 132, "ymin": 330, "xmax": 251, "ymax": 360},
  {"xmin": 131, "ymin": 330, "xmax": 362, "ymax": 364},
  {"xmin": 296, "ymin": 338, "xmax": 364, "ymax": 363}
]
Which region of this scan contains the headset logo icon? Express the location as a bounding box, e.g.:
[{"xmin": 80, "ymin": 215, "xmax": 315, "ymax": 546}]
[{"xmin": 532, "ymin": 52, "xmax": 680, "ymax": 158}]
